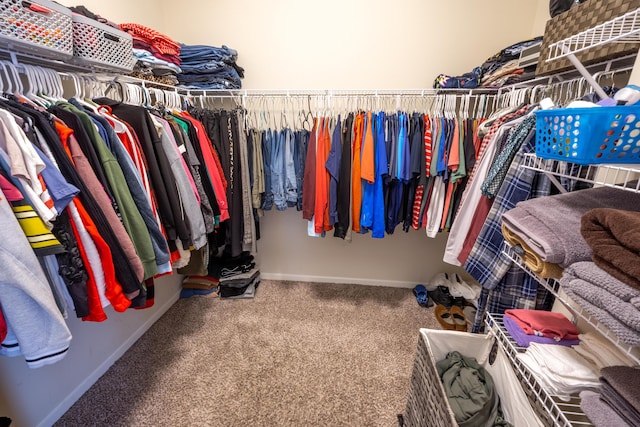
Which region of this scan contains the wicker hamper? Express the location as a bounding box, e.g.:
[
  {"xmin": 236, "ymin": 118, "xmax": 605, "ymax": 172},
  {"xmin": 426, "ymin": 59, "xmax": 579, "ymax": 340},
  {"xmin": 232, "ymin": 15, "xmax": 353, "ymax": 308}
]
[
  {"xmin": 536, "ymin": 0, "xmax": 640, "ymax": 76},
  {"xmin": 403, "ymin": 329, "xmax": 544, "ymax": 427}
]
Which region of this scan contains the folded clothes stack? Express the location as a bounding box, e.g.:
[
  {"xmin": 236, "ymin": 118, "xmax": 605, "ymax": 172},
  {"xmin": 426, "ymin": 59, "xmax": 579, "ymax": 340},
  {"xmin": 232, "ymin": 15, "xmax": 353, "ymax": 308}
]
[
  {"xmin": 119, "ymin": 23, "xmax": 182, "ymax": 86},
  {"xmin": 178, "ymin": 44, "xmax": 244, "ymax": 90},
  {"xmin": 180, "ymin": 275, "xmax": 219, "ymax": 299},
  {"xmin": 433, "ymin": 37, "xmax": 541, "ymax": 89},
  {"xmin": 504, "ymin": 308, "xmax": 579, "ymax": 346},
  {"xmin": 208, "ymin": 251, "xmax": 255, "ymax": 279},
  {"xmin": 560, "ymin": 262, "xmax": 640, "ymax": 347},
  {"xmin": 503, "ymin": 313, "xmax": 579, "ymax": 348},
  {"xmin": 517, "ymin": 342, "xmax": 600, "ymax": 398},
  {"xmin": 218, "ymin": 269, "xmax": 260, "ymax": 299},
  {"xmin": 208, "ymin": 251, "xmax": 259, "ymax": 299}
]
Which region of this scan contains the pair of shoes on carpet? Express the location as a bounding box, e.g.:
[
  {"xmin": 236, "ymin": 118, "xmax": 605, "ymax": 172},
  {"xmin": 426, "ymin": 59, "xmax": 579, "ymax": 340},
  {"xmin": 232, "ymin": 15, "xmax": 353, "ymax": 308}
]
[
  {"xmin": 434, "ymin": 304, "xmax": 467, "ymax": 331},
  {"xmin": 412, "ymin": 284, "xmax": 434, "ymax": 308}
]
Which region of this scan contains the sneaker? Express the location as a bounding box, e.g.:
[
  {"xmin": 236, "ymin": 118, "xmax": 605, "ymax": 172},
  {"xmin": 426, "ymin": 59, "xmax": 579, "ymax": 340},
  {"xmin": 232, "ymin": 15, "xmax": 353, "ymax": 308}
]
[{"xmin": 429, "ymin": 285, "xmax": 454, "ymax": 308}]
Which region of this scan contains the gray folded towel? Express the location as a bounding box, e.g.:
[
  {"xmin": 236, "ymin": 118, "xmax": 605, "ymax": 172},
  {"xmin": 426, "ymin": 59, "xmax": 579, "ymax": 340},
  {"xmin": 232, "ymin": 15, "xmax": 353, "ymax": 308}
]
[
  {"xmin": 601, "ymin": 366, "xmax": 640, "ymax": 415},
  {"xmin": 580, "ymin": 390, "xmax": 631, "ymax": 427},
  {"xmin": 563, "ymin": 262, "xmax": 640, "ymax": 301},
  {"xmin": 560, "ymin": 263, "xmax": 640, "ymax": 334},
  {"xmin": 561, "ymin": 288, "xmax": 640, "ymax": 347},
  {"xmin": 502, "ymin": 185, "xmax": 640, "ymax": 267}
]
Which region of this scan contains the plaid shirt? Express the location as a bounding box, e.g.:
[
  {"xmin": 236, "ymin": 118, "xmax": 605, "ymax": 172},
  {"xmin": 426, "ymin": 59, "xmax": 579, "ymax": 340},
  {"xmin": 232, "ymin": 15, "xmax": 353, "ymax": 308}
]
[
  {"xmin": 472, "ymin": 272, "xmax": 554, "ymax": 332},
  {"xmin": 120, "ymin": 23, "xmax": 180, "ymax": 56},
  {"xmin": 463, "ymin": 124, "xmax": 552, "ymax": 331}
]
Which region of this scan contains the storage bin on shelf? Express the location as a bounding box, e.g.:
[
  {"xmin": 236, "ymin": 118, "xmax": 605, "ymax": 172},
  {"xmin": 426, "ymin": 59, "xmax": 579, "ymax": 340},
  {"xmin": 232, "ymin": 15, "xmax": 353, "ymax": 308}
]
[
  {"xmin": 0, "ymin": 0, "xmax": 72, "ymax": 60},
  {"xmin": 535, "ymin": 106, "xmax": 640, "ymax": 165},
  {"xmin": 403, "ymin": 328, "xmax": 543, "ymax": 427},
  {"xmin": 70, "ymin": 13, "xmax": 134, "ymax": 72}
]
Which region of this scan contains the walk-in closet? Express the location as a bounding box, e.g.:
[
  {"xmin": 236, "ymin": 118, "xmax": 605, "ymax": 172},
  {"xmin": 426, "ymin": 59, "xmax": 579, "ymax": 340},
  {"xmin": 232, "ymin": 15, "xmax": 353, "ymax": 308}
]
[{"xmin": 1, "ymin": 0, "xmax": 639, "ymax": 426}]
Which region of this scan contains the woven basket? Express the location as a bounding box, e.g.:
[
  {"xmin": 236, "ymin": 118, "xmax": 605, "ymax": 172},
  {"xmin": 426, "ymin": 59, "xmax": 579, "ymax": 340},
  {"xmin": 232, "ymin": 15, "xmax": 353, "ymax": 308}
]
[
  {"xmin": 403, "ymin": 329, "xmax": 545, "ymax": 427},
  {"xmin": 536, "ymin": 0, "xmax": 640, "ymax": 76}
]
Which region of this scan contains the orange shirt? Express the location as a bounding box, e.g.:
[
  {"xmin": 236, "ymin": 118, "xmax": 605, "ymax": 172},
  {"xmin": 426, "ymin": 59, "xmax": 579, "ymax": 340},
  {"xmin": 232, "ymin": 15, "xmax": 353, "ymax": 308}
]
[
  {"xmin": 351, "ymin": 113, "xmax": 365, "ymax": 233},
  {"xmin": 360, "ymin": 111, "xmax": 375, "ymax": 183},
  {"xmin": 314, "ymin": 118, "xmax": 333, "ymax": 233}
]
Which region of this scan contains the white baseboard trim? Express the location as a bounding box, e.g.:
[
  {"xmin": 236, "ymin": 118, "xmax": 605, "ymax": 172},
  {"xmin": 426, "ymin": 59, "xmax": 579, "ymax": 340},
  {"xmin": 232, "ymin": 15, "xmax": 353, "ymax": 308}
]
[
  {"xmin": 260, "ymin": 272, "xmax": 415, "ymax": 288},
  {"xmin": 40, "ymin": 288, "xmax": 182, "ymax": 427}
]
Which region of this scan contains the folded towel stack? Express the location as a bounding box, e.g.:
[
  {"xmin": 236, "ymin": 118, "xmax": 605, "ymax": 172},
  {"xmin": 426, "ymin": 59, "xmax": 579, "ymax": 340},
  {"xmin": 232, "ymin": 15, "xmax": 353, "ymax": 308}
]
[
  {"xmin": 501, "ymin": 185, "xmax": 640, "ymax": 268},
  {"xmin": 560, "ymin": 262, "xmax": 640, "ymax": 347}
]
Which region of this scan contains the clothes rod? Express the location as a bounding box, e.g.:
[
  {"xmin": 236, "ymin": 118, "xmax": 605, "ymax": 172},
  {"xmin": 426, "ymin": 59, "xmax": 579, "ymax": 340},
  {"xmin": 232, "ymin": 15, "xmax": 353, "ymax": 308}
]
[{"xmin": 179, "ymin": 88, "xmax": 500, "ymax": 97}]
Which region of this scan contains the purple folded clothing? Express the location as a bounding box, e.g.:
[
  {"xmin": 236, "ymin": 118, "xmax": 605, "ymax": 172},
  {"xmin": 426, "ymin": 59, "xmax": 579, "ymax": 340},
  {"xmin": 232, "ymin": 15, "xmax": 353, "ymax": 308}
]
[{"xmin": 503, "ymin": 314, "xmax": 580, "ymax": 347}]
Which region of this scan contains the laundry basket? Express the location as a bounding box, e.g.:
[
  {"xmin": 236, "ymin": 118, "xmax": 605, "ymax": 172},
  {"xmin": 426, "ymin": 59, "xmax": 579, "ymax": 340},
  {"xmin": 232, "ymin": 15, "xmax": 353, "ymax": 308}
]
[
  {"xmin": 535, "ymin": 106, "xmax": 640, "ymax": 165},
  {"xmin": 403, "ymin": 329, "xmax": 544, "ymax": 427}
]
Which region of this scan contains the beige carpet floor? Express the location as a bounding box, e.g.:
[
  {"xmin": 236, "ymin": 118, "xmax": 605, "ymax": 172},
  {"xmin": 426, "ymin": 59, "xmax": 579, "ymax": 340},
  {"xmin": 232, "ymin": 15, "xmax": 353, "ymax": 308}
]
[{"xmin": 55, "ymin": 280, "xmax": 441, "ymax": 427}]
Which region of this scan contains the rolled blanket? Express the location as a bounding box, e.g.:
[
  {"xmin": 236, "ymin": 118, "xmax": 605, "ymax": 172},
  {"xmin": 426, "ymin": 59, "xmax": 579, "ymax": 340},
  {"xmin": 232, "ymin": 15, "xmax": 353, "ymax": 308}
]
[
  {"xmin": 581, "ymin": 208, "xmax": 640, "ymax": 291},
  {"xmin": 501, "ymin": 185, "xmax": 640, "ymax": 267},
  {"xmin": 502, "ymin": 223, "xmax": 563, "ymax": 279}
]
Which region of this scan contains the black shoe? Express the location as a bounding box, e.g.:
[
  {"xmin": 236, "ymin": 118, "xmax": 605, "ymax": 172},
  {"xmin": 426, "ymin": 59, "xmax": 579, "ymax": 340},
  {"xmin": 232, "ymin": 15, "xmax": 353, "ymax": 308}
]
[
  {"xmin": 452, "ymin": 296, "xmax": 467, "ymax": 309},
  {"xmin": 429, "ymin": 286, "xmax": 454, "ymax": 308}
]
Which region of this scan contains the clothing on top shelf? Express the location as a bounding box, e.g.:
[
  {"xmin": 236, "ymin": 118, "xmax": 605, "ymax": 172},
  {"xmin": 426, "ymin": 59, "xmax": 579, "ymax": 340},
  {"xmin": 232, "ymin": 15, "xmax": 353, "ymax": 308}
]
[
  {"xmin": 119, "ymin": 22, "xmax": 182, "ymax": 86},
  {"xmin": 178, "ymin": 44, "xmax": 244, "ymax": 90}
]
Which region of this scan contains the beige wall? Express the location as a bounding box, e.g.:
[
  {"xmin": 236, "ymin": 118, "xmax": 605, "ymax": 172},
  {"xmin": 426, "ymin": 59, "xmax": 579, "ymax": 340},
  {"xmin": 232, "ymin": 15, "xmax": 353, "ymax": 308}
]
[
  {"xmin": 164, "ymin": 0, "xmax": 547, "ymax": 89},
  {"xmin": 531, "ymin": 0, "xmax": 551, "ymax": 38}
]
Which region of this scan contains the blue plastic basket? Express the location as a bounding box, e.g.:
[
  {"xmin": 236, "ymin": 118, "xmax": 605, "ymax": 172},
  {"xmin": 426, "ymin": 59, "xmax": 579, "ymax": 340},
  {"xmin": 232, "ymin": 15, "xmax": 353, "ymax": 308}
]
[{"xmin": 535, "ymin": 106, "xmax": 640, "ymax": 165}]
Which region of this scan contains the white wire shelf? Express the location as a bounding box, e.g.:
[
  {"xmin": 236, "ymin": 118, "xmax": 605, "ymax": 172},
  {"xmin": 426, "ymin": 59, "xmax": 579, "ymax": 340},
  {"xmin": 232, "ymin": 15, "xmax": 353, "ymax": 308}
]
[
  {"xmin": 485, "ymin": 313, "xmax": 592, "ymax": 427},
  {"xmin": 501, "ymin": 242, "xmax": 640, "ymax": 365},
  {"xmin": 546, "ymin": 7, "xmax": 640, "ymax": 62},
  {"xmin": 521, "ymin": 153, "xmax": 640, "ymax": 193}
]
